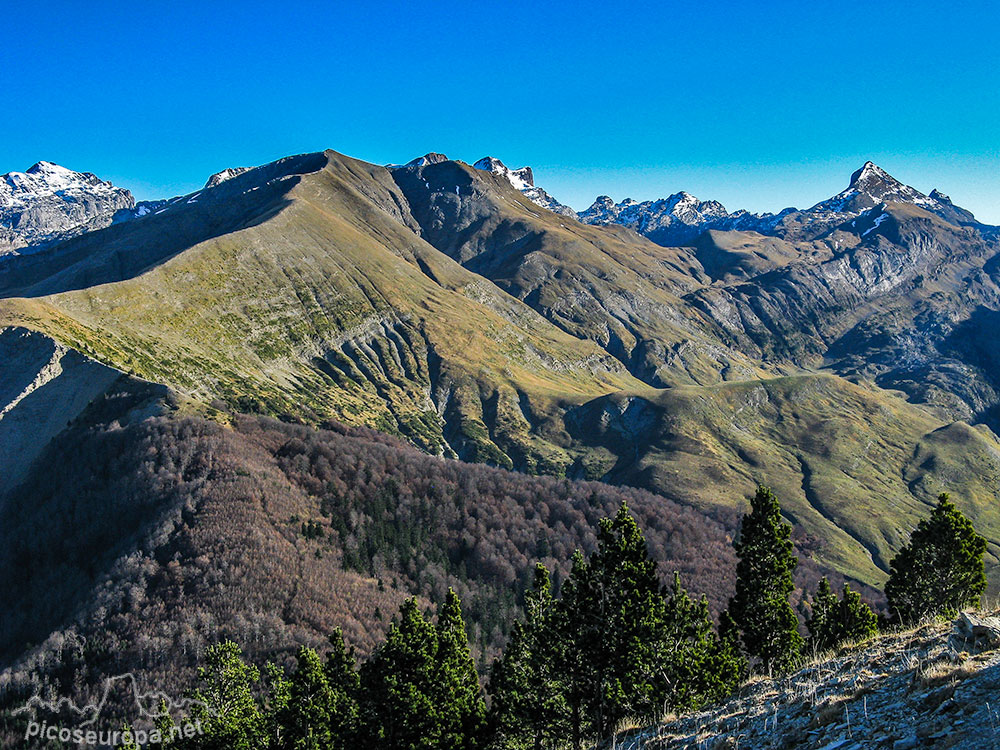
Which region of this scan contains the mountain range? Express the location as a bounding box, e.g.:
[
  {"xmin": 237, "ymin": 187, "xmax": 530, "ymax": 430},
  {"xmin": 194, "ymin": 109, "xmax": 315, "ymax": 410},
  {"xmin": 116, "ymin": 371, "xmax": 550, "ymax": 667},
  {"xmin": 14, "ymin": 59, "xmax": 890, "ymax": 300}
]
[{"xmin": 1, "ymin": 148, "xmax": 998, "ymax": 734}]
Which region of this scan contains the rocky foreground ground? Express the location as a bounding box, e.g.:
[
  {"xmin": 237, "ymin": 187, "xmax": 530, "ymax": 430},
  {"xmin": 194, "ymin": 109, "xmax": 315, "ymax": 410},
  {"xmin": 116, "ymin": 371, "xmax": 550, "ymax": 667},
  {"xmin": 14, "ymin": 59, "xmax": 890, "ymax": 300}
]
[{"xmin": 612, "ymin": 612, "xmax": 1000, "ymax": 749}]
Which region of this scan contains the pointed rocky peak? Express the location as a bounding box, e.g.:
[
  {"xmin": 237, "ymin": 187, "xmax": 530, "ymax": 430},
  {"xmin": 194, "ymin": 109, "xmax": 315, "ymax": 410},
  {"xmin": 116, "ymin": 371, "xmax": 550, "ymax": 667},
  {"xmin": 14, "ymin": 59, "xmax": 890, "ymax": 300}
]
[
  {"xmin": 473, "ymin": 157, "xmax": 534, "ymax": 190},
  {"xmin": 811, "ymin": 161, "xmax": 930, "ymax": 216},
  {"xmin": 848, "ymin": 161, "xmax": 899, "ymax": 190},
  {"xmin": 579, "ymin": 195, "xmax": 623, "ymax": 224},
  {"xmin": 929, "ymin": 188, "xmax": 952, "ymax": 204},
  {"xmin": 469, "ymin": 156, "xmax": 575, "ymax": 217},
  {"xmin": 404, "ymin": 153, "xmax": 450, "ymax": 168}
]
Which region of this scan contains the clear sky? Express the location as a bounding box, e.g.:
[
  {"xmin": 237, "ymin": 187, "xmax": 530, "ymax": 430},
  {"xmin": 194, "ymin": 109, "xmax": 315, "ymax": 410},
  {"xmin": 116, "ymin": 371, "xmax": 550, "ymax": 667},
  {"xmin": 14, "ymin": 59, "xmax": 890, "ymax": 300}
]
[{"xmin": 3, "ymin": 1, "xmax": 998, "ymax": 221}]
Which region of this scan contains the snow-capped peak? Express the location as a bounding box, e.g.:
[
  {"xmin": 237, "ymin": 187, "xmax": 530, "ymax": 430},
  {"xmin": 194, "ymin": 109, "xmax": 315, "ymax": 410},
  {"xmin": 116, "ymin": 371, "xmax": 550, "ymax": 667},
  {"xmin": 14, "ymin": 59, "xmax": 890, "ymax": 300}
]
[
  {"xmin": 812, "ymin": 161, "xmax": 931, "ymax": 215},
  {"xmin": 23, "ymin": 161, "xmax": 90, "ymax": 188},
  {"xmin": 1, "ymin": 161, "xmax": 135, "ymax": 256},
  {"xmin": 473, "ymin": 157, "xmax": 534, "ymax": 191},
  {"xmin": 470, "ymin": 156, "xmax": 576, "ymax": 218},
  {"xmin": 2, "ymin": 161, "xmax": 112, "ymax": 205},
  {"xmin": 849, "ymin": 161, "xmax": 896, "ymax": 188}
]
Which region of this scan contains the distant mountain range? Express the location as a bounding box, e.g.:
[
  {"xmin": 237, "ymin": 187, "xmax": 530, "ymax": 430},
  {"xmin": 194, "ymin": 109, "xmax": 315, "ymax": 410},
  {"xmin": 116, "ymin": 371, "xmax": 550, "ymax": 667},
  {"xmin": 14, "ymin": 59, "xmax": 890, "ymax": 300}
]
[
  {"xmin": 471, "ymin": 155, "xmax": 990, "ymax": 246},
  {"xmin": 6, "ymin": 155, "xmax": 987, "ymax": 256},
  {"xmin": 1, "ymin": 148, "xmax": 998, "ymax": 735}
]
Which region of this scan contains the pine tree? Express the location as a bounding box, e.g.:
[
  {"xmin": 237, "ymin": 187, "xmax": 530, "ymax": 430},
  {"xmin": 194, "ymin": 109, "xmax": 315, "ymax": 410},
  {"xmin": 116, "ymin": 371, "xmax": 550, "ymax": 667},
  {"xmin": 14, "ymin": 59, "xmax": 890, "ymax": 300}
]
[
  {"xmin": 360, "ymin": 598, "xmax": 442, "ymax": 749},
  {"xmin": 835, "ymin": 583, "xmax": 878, "ymax": 645},
  {"xmin": 552, "ymin": 550, "xmax": 594, "ymax": 750},
  {"xmin": 181, "ymin": 641, "xmax": 267, "ymax": 750},
  {"xmin": 361, "ymin": 593, "xmax": 484, "ymax": 750},
  {"xmin": 280, "ymin": 647, "xmax": 337, "ymax": 750},
  {"xmin": 488, "ymin": 564, "xmax": 566, "ymax": 750},
  {"xmin": 885, "ymin": 493, "xmax": 987, "ymax": 624},
  {"xmin": 556, "ymin": 504, "xmax": 669, "ymax": 746},
  {"xmin": 262, "ymin": 662, "xmax": 292, "ymax": 748},
  {"xmin": 658, "ymin": 573, "xmax": 746, "ymax": 711},
  {"xmin": 807, "ymin": 578, "xmax": 878, "ymax": 652},
  {"xmin": 323, "ymin": 628, "xmax": 361, "ymax": 747},
  {"xmin": 806, "ymin": 577, "xmax": 840, "ymax": 653},
  {"xmin": 434, "ymin": 589, "xmax": 487, "ymax": 749},
  {"xmin": 726, "ymin": 485, "xmax": 803, "ymax": 675}
]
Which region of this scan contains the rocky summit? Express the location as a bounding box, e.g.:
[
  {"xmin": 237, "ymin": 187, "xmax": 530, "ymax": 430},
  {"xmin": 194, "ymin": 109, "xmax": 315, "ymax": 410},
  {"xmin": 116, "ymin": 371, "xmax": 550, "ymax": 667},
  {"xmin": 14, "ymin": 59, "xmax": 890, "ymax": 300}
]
[
  {"xmin": 473, "ymin": 155, "xmax": 578, "ymax": 217},
  {"xmin": 0, "ymin": 161, "xmax": 134, "ymax": 255}
]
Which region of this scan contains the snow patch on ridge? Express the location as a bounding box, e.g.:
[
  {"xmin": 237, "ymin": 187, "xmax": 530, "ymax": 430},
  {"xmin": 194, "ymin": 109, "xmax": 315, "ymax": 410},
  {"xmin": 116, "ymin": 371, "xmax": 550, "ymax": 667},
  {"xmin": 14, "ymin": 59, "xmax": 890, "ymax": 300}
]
[
  {"xmin": 204, "ymin": 167, "xmax": 252, "ymax": 189},
  {"xmin": 473, "ymin": 156, "xmax": 577, "ymax": 218}
]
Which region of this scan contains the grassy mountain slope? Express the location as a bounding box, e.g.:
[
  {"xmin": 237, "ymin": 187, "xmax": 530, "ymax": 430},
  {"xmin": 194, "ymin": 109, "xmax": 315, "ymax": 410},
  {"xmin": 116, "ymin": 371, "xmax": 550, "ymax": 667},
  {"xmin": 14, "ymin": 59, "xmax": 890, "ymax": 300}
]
[
  {"xmin": 392, "ymin": 157, "xmax": 773, "ymax": 387},
  {"xmin": 0, "ymin": 151, "xmax": 636, "ymax": 472},
  {"xmin": 0, "ymin": 149, "xmax": 997, "ymax": 594},
  {"xmin": 570, "ymin": 375, "xmax": 1000, "ymax": 585}
]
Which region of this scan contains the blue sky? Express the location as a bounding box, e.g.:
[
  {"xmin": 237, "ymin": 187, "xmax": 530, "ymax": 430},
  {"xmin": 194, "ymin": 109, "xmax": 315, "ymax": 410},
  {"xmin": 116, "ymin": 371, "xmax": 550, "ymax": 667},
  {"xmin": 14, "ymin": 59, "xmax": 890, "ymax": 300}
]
[{"xmin": 3, "ymin": 1, "xmax": 998, "ymax": 221}]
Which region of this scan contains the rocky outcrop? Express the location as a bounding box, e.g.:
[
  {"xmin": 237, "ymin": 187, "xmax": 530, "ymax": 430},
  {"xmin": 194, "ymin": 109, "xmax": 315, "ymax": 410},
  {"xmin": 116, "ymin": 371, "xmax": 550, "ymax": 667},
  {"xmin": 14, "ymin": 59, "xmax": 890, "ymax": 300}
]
[
  {"xmin": 204, "ymin": 166, "xmax": 252, "ymax": 188},
  {"xmin": 473, "ymin": 156, "xmax": 577, "ymax": 217},
  {"xmin": 614, "ymin": 613, "xmax": 1000, "ymax": 749}
]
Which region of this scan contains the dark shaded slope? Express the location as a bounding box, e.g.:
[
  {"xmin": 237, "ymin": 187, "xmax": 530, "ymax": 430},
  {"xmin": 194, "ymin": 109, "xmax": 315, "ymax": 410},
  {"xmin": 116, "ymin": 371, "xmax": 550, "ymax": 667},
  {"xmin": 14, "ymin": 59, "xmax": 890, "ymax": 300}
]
[
  {"xmin": 391, "ymin": 157, "xmax": 767, "ymax": 387},
  {"xmin": 2, "ymin": 398, "xmax": 818, "ymax": 739}
]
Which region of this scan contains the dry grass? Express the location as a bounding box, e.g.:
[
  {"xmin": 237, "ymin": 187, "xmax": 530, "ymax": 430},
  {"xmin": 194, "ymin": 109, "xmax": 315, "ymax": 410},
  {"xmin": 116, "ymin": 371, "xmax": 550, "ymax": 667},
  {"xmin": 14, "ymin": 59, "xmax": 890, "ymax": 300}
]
[{"xmin": 916, "ymin": 659, "xmax": 979, "ymax": 690}]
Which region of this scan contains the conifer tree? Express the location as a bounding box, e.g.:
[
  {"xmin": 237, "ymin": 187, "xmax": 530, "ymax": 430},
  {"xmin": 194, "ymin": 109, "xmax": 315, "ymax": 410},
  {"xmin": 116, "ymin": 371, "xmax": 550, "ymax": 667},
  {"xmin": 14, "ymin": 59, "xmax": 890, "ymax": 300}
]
[
  {"xmin": 153, "ymin": 699, "xmax": 181, "ymax": 749},
  {"xmin": 807, "ymin": 577, "xmax": 878, "ymax": 652},
  {"xmin": 658, "ymin": 573, "xmax": 746, "ymax": 711},
  {"xmin": 885, "ymin": 493, "xmax": 987, "ymax": 624},
  {"xmin": 556, "ymin": 504, "xmax": 669, "ymax": 746},
  {"xmin": 361, "ymin": 593, "xmax": 484, "ymax": 750},
  {"xmin": 806, "ymin": 577, "xmax": 840, "ymax": 653},
  {"xmin": 552, "ymin": 550, "xmax": 595, "ymax": 750},
  {"xmin": 262, "ymin": 662, "xmax": 292, "ymax": 748},
  {"xmin": 717, "ymin": 610, "xmax": 746, "ymax": 680},
  {"xmin": 280, "ymin": 647, "xmax": 337, "ymax": 750},
  {"xmin": 360, "ymin": 597, "xmax": 442, "ymax": 749},
  {"xmin": 836, "ymin": 582, "xmax": 878, "ymax": 645},
  {"xmin": 726, "ymin": 485, "xmax": 803, "ymax": 675},
  {"xmin": 323, "ymin": 628, "xmax": 361, "ymax": 747},
  {"xmin": 182, "ymin": 641, "xmax": 267, "ymax": 750},
  {"xmin": 434, "ymin": 588, "xmax": 487, "ymax": 749},
  {"xmin": 488, "ymin": 564, "xmax": 566, "ymax": 750}
]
